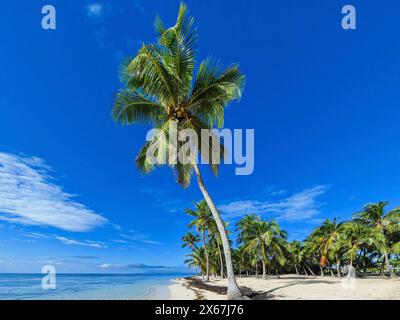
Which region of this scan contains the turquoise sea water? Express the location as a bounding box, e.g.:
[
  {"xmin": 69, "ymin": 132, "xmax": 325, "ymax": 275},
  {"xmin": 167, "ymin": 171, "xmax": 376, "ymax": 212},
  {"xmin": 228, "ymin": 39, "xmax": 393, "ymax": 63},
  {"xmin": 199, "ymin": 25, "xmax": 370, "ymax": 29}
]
[{"xmin": 0, "ymin": 273, "xmax": 186, "ymax": 300}]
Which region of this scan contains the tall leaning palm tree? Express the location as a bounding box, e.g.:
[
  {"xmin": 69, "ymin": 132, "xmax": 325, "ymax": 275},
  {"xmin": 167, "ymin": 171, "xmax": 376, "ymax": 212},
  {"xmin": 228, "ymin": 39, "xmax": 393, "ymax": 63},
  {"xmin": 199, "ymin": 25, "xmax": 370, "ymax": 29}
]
[{"xmin": 112, "ymin": 3, "xmax": 245, "ymax": 299}]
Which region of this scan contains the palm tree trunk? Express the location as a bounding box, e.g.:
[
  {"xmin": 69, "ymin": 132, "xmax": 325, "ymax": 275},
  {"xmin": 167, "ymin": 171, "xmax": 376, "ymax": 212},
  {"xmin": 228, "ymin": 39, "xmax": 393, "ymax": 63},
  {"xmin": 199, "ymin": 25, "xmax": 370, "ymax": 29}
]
[
  {"xmin": 327, "ymin": 260, "xmax": 334, "ymax": 277},
  {"xmin": 293, "ymin": 263, "xmax": 299, "ymax": 275},
  {"xmin": 193, "ymin": 163, "xmax": 242, "ymax": 299},
  {"xmin": 303, "ymin": 265, "xmax": 308, "ymax": 276},
  {"xmin": 336, "ymin": 256, "xmax": 341, "ymax": 277},
  {"xmin": 380, "ymin": 259, "xmax": 385, "ymax": 277},
  {"xmin": 383, "ymin": 251, "xmax": 394, "ymax": 277},
  {"xmin": 362, "ymin": 248, "xmax": 367, "ymax": 276},
  {"xmin": 363, "ymin": 261, "xmax": 367, "ymax": 275},
  {"xmin": 305, "ymin": 262, "xmax": 316, "ymax": 276},
  {"xmin": 275, "ymin": 265, "xmax": 280, "ymax": 278},
  {"xmin": 202, "ymin": 233, "xmax": 210, "ymax": 282},
  {"xmin": 319, "ymin": 264, "xmax": 324, "ymax": 276},
  {"xmin": 262, "ymin": 260, "xmax": 266, "ymax": 280},
  {"xmin": 216, "ymin": 240, "xmax": 224, "ymax": 278},
  {"xmin": 347, "ymin": 259, "xmax": 354, "ymax": 280}
]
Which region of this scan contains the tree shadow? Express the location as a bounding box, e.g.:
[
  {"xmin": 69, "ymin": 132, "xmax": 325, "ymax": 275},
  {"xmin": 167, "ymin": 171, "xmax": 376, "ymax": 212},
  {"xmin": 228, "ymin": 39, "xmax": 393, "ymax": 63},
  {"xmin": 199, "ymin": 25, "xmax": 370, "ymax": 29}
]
[
  {"xmin": 184, "ymin": 276, "xmax": 339, "ymax": 300},
  {"xmin": 246, "ymin": 279, "xmax": 338, "ymax": 300}
]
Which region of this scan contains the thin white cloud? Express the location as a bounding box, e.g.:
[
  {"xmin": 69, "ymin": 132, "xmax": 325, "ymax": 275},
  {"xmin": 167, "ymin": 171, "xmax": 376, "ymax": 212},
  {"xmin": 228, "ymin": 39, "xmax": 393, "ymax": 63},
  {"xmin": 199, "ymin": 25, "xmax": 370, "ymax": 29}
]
[
  {"xmin": 55, "ymin": 236, "xmax": 105, "ymax": 248},
  {"xmin": 97, "ymin": 263, "xmax": 178, "ymax": 271},
  {"xmin": 271, "ymin": 189, "xmax": 286, "ymax": 196},
  {"xmin": 219, "ymin": 185, "xmax": 329, "ymax": 221},
  {"xmin": 23, "ymin": 232, "xmax": 49, "ymax": 239},
  {"xmin": 23, "ymin": 232, "xmax": 105, "ymax": 248},
  {"xmin": 86, "ymin": 3, "xmax": 104, "ymax": 19},
  {"xmin": 119, "ymin": 230, "xmax": 164, "ymax": 245},
  {"xmin": 0, "ymin": 152, "xmax": 107, "ymax": 231},
  {"xmin": 100, "ymin": 263, "xmax": 111, "ymax": 268}
]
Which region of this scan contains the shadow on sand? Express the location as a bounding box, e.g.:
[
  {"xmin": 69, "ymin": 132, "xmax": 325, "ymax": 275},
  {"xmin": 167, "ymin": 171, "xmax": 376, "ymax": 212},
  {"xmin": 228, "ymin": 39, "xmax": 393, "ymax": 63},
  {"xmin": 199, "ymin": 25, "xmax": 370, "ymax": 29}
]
[{"xmin": 185, "ymin": 276, "xmax": 337, "ymax": 300}]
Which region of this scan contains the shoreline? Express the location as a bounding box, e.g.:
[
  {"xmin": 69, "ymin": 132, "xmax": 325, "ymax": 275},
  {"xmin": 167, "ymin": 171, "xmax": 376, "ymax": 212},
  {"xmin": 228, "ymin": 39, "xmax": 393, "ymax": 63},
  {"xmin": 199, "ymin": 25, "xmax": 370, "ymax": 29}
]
[{"xmin": 168, "ymin": 275, "xmax": 400, "ymax": 300}]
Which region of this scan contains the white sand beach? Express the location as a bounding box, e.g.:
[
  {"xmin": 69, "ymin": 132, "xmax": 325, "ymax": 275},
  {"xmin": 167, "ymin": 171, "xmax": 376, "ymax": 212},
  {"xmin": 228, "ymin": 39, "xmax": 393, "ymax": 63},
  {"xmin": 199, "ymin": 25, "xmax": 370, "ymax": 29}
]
[{"xmin": 168, "ymin": 275, "xmax": 400, "ymax": 300}]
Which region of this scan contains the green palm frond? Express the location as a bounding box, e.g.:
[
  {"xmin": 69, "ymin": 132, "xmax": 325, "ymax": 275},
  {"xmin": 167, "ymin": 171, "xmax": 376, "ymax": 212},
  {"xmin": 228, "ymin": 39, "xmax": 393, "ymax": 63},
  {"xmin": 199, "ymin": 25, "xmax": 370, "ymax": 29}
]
[
  {"xmin": 156, "ymin": 3, "xmax": 198, "ymax": 99},
  {"xmin": 175, "ymin": 161, "xmax": 193, "ymax": 188},
  {"xmin": 392, "ymin": 241, "xmax": 400, "ymax": 254},
  {"xmin": 112, "ymin": 89, "xmax": 166, "ymax": 125},
  {"xmin": 189, "ymin": 58, "xmax": 245, "ymax": 128},
  {"xmin": 135, "ymin": 120, "xmax": 172, "ymax": 173},
  {"xmin": 186, "ymin": 200, "xmax": 213, "ymax": 233},
  {"xmin": 182, "ymin": 232, "xmax": 200, "ymax": 249},
  {"xmin": 126, "ymin": 44, "xmax": 176, "ymax": 105}
]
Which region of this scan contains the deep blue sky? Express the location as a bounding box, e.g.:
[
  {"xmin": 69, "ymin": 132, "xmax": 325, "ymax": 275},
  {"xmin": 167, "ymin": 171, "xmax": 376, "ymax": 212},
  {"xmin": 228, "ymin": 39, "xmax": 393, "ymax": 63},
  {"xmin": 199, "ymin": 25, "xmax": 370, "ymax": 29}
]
[{"xmin": 0, "ymin": 0, "xmax": 399, "ymax": 272}]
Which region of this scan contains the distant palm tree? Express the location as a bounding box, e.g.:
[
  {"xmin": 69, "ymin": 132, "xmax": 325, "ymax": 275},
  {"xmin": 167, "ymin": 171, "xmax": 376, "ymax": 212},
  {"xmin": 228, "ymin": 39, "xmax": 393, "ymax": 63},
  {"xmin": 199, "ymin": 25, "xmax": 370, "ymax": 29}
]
[
  {"xmin": 287, "ymin": 240, "xmax": 302, "ymax": 275},
  {"xmin": 185, "ymin": 246, "xmax": 206, "ymax": 276},
  {"xmin": 186, "ymin": 201, "xmax": 214, "ymax": 281},
  {"xmin": 182, "ymin": 232, "xmax": 200, "ymax": 251},
  {"xmin": 236, "ymin": 214, "xmax": 261, "ymax": 277},
  {"xmin": 112, "ymin": 3, "xmax": 245, "ymax": 299},
  {"xmin": 304, "ymin": 235, "xmax": 324, "ymax": 276},
  {"xmin": 236, "ymin": 214, "xmax": 259, "ymax": 243},
  {"xmin": 355, "ymin": 201, "xmax": 400, "ymax": 277},
  {"xmin": 329, "ymin": 236, "xmax": 346, "ymax": 277},
  {"xmin": 207, "ymin": 237, "xmax": 223, "ymax": 278},
  {"xmin": 208, "ymin": 219, "xmax": 226, "ymax": 278},
  {"xmin": 299, "ymin": 239, "xmax": 317, "ymax": 276},
  {"xmin": 311, "ymin": 218, "xmax": 343, "ymax": 276},
  {"xmin": 241, "ymin": 219, "xmax": 287, "ymax": 279},
  {"xmin": 233, "ymin": 246, "xmax": 248, "ymax": 277},
  {"xmin": 341, "ymin": 221, "xmax": 387, "ymax": 279}
]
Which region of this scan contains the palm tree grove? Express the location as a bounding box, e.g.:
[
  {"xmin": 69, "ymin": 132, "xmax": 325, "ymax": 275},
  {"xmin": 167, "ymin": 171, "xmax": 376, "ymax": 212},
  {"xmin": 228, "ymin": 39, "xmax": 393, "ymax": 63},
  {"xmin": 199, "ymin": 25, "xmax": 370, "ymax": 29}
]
[{"xmin": 183, "ymin": 201, "xmax": 400, "ymax": 281}]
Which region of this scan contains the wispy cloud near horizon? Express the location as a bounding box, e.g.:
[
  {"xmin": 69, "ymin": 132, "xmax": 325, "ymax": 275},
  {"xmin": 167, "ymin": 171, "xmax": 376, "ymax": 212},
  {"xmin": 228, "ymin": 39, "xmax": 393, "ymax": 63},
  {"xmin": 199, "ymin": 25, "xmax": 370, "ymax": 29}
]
[
  {"xmin": 0, "ymin": 152, "xmax": 107, "ymax": 232},
  {"xmin": 55, "ymin": 236, "xmax": 105, "ymax": 248},
  {"xmin": 219, "ymin": 185, "xmax": 330, "ymax": 221},
  {"xmin": 119, "ymin": 230, "xmax": 164, "ymax": 245},
  {"xmin": 24, "ymin": 232, "xmax": 106, "ymax": 248}
]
